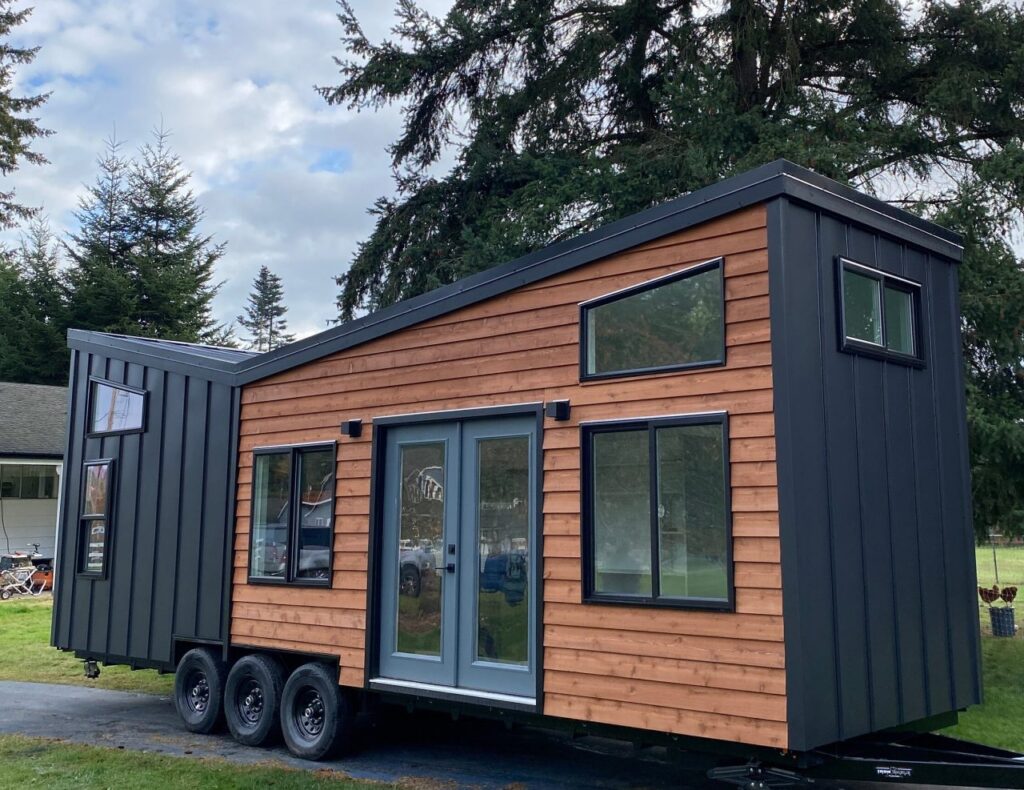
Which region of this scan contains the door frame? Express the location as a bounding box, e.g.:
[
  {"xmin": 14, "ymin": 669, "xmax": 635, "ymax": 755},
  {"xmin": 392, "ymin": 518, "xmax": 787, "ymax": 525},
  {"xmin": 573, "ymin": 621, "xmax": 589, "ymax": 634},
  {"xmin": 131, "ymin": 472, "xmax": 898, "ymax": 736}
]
[{"xmin": 365, "ymin": 402, "xmax": 545, "ymax": 711}]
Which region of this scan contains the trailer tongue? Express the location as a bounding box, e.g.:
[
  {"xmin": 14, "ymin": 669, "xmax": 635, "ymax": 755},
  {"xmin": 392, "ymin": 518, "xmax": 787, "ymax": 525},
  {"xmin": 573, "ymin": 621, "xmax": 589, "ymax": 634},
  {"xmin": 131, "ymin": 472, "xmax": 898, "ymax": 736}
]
[{"xmin": 710, "ymin": 732, "xmax": 1024, "ymax": 788}]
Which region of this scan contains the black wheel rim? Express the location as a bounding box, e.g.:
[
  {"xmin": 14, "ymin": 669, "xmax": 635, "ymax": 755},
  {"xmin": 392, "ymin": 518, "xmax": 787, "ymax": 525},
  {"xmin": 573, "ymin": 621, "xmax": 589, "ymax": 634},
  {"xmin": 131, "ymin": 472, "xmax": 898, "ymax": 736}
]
[
  {"xmin": 294, "ymin": 687, "xmax": 325, "ymax": 740},
  {"xmin": 400, "ymin": 570, "xmax": 417, "ymax": 596},
  {"xmin": 184, "ymin": 669, "xmax": 210, "ymax": 715},
  {"xmin": 236, "ymin": 677, "xmax": 264, "ymax": 727}
]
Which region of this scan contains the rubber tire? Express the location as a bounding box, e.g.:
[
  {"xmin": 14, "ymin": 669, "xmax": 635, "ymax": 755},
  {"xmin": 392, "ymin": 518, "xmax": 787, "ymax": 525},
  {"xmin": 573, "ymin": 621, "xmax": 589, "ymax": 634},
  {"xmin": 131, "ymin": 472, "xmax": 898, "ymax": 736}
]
[
  {"xmin": 400, "ymin": 565, "xmax": 421, "ymax": 597},
  {"xmin": 225, "ymin": 654, "xmax": 286, "ymax": 746},
  {"xmin": 280, "ymin": 662, "xmax": 353, "ymax": 760},
  {"xmin": 174, "ymin": 648, "xmax": 228, "ymax": 734}
]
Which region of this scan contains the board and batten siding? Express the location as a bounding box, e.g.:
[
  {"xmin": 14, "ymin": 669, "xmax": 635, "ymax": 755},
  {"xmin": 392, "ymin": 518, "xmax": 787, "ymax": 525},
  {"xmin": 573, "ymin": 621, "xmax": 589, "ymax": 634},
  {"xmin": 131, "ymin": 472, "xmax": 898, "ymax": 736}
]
[{"xmin": 231, "ymin": 204, "xmax": 786, "ymax": 749}]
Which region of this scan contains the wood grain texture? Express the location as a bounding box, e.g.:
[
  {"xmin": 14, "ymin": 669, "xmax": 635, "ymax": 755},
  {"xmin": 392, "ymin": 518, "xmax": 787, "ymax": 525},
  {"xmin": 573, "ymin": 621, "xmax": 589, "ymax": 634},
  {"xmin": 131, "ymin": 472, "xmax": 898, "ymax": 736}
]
[{"xmin": 230, "ymin": 205, "xmax": 786, "ymax": 747}]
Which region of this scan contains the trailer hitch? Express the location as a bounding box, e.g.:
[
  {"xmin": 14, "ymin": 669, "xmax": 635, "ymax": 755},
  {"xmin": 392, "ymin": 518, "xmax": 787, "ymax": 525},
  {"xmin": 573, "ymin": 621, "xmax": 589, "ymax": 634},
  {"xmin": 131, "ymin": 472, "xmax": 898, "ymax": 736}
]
[{"xmin": 707, "ymin": 762, "xmax": 816, "ymax": 788}]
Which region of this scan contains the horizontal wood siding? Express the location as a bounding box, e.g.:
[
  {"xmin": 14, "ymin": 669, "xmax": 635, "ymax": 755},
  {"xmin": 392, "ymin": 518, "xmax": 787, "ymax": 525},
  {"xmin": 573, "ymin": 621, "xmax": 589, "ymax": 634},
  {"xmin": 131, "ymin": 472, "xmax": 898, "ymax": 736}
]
[{"xmin": 232, "ymin": 205, "xmax": 786, "ymax": 748}]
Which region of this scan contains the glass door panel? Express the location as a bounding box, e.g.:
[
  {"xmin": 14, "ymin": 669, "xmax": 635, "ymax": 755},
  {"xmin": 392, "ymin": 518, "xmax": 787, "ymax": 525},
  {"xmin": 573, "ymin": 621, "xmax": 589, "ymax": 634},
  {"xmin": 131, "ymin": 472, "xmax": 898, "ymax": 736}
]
[
  {"xmin": 458, "ymin": 417, "xmax": 536, "ymax": 697},
  {"xmin": 378, "ymin": 423, "xmax": 459, "ymax": 687}
]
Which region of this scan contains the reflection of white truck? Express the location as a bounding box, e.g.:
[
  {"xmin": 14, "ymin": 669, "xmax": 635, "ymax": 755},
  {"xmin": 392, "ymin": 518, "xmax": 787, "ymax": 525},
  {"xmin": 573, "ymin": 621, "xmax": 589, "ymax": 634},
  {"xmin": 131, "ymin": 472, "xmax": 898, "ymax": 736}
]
[{"xmin": 398, "ymin": 542, "xmax": 435, "ymax": 597}]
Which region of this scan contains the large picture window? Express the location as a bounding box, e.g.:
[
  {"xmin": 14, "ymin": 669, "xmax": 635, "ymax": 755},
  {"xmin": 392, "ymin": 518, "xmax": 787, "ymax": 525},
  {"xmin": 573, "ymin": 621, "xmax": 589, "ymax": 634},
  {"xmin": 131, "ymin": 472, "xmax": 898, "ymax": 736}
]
[
  {"xmin": 78, "ymin": 459, "xmax": 114, "ymax": 577},
  {"xmin": 838, "ymin": 258, "xmax": 922, "ymax": 364},
  {"xmin": 580, "ymin": 258, "xmax": 725, "ymax": 380},
  {"xmin": 89, "ymin": 379, "xmax": 146, "ymax": 436},
  {"xmin": 0, "ymin": 464, "xmax": 58, "ymax": 499},
  {"xmin": 582, "ymin": 414, "xmax": 732, "ymax": 609},
  {"xmin": 249, "ymin": 443, "xmax": 335, "ymax": 585}
]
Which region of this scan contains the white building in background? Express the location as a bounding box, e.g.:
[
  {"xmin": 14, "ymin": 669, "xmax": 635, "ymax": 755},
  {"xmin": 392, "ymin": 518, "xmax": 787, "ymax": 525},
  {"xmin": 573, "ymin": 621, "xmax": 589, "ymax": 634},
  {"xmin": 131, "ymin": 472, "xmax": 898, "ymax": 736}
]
[{"xmin": 0, "ymin": 382, "xmax": 67, "ymax": 559}]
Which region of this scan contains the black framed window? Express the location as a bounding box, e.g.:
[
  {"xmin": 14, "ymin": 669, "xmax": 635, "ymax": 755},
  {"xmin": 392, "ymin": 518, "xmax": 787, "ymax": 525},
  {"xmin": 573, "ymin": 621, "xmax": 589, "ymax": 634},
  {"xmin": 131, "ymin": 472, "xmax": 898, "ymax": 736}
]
[
  {"xmin": 838, "ymin": 258, "xmax": 923, "ymax": 365},
  {"xmin": 78, "ymin": 459, "xmax": 114, "ymax": 577},
  {"xmin": 89, "ymin": 378, "xmax": 146, "ymax": 436},
  {"xmin": 249, "ymin": 443, "xmax": 335, "ymax": 585},
  {"xmin": 581, "ymin": 414, "xmax": 732, "ymax": 609},
  {"xmin": 580, "ymin": 258, "xmax": 725, "ymax": 381}
]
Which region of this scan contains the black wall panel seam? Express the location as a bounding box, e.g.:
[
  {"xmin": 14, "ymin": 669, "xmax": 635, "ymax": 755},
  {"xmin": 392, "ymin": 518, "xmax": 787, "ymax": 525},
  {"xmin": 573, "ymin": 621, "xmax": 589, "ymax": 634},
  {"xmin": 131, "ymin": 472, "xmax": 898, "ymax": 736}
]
[{"xmin": 146, "ymin": 370, "xmax": 168, "ymax": 659}]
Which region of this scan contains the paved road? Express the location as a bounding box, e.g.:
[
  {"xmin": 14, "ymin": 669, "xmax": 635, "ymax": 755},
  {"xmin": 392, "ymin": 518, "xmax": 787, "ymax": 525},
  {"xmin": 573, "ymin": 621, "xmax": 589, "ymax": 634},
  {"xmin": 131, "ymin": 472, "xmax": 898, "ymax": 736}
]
[{"xmin": 0, "ymin": 681, "xmax": 727, "ymax": 788}]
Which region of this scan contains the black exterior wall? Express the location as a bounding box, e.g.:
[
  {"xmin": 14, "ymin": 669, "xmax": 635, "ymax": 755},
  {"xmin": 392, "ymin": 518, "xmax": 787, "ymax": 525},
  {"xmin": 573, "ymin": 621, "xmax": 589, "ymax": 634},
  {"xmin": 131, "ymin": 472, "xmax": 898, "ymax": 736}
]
[
  {"xmin": 767, "ymin": 197, "xmax": 981, "ymax": 752},
  {"xmin": 51, "ymin": 346, "xmax": 242, "ymax": 671}
]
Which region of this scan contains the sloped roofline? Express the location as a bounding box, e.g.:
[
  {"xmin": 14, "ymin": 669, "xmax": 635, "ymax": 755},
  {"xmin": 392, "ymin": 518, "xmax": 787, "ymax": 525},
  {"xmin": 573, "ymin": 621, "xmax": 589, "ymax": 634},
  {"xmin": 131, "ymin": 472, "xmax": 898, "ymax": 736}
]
[{"xmin": 66, "ymin": 160, "xmax": 963, "ymax": 387}]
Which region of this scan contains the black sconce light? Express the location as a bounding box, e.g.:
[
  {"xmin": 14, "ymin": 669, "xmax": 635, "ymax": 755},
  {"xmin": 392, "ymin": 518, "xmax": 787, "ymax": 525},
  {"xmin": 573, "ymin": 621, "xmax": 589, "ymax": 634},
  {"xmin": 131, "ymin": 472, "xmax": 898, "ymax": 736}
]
[
  {"xmin": 340, "ymin": 419, "xmax": 362, "ymax": 438},
  {"xmin": 544, "ymin": 400, "xmax": 571, "ymax": 421}
]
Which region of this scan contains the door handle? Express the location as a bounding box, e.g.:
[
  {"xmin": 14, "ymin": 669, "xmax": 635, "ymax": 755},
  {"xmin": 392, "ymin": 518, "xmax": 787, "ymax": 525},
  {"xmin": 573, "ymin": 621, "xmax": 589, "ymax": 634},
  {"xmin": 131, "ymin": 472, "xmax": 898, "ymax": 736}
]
[{"xmin": 446, "ymin": 563, "xmax": 456, "ymax": 574}]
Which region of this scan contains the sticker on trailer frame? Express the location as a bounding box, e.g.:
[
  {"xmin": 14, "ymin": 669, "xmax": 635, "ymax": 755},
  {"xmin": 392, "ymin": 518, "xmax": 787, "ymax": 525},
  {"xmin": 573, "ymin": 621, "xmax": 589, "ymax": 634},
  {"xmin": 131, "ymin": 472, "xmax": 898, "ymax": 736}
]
[{"xmin": 875, "ymin": 765, "xmax": 913, "ymax": 779}]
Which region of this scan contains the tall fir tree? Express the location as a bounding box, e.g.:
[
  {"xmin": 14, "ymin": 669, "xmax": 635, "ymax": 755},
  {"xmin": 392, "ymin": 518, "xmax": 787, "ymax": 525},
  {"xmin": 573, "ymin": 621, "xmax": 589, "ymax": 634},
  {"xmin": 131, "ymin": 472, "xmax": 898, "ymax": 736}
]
[
  {"xmin": 64, "ymin": 129, "xmax": 231, "ymax": 346},
  {"xmin": 0, "ymin": 218, "xmax": 68, "ymax": 384},
  {"xmin": 237, "ymin": 265, "xmax": 295, "ymax": 351},
  {"xmin": 0, "ymin": 2, "xmax": 52, "ymax": 229},
  {"xmin": 322, "ymin": 0, "xmax": 1024, "ymax": 539}
]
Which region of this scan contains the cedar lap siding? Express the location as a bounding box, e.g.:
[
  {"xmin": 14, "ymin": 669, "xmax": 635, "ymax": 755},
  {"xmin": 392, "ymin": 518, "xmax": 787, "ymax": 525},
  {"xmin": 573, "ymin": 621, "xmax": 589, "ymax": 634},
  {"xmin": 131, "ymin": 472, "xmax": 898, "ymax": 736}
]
[{"xmin": 231, "ymin": 205, "xmax": 788, "ymax": 748}]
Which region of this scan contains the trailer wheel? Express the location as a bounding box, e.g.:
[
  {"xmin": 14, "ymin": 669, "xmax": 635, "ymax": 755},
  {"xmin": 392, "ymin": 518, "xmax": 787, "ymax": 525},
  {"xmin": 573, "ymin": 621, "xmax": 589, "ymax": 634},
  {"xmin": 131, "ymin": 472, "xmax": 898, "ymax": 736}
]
[
  {"xmin": 174, "ymin": 648, "xmax": 227, "ymax": 734},
  {"xmin": 280, "ymin": 662, "xmax": 353, "ymax": 760},
  {"xmin": 225, "ymin": 654, "xmax": 285, "ymax": 746}
]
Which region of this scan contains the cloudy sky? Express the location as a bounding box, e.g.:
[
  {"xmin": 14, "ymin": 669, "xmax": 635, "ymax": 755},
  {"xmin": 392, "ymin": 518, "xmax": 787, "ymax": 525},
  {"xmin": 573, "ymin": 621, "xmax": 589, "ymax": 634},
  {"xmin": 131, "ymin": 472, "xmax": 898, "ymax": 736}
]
[{"xmin": 7, "ymin": 0, "xmax": 454, "ymax": 339}]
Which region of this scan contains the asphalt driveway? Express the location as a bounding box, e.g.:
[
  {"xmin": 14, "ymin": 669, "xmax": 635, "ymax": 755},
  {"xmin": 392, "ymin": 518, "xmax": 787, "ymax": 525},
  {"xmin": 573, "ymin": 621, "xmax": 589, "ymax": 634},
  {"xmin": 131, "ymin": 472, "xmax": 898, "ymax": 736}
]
[{"xmin": 0, "ymin": 681, "xmax": 722, "ymax": 788}]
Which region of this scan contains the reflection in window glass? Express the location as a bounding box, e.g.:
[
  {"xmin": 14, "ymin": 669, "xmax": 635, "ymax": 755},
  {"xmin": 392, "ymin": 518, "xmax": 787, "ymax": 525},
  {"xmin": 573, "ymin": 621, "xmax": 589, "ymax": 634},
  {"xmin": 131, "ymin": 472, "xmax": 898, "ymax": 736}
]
[
  {"xmin": 83, "ymin": 463, "xmax": 110, "ymax": 516},
  {"xmin": 884, "ymin": 286, "xmax": 915, "ymax": 356},
  {"xmin": 592, "ymin": 430, "xmax": 651, "ymax": 596},
  {"xmin": 476, "ymin": 436, "xmax": 529, "ymax": 665},
  {"xmin": 396, "ymin": 442, "xmax": 445, "ymax": 656},
  {"xmin": 82, "ymin": 519, "xmax": 107, "ymax": 574},
  {"xmin": 842, "ymin": 268, "xmax": 882, "ymax": 345},
  {"xmin": 90, "ymin": 382, "xmax": 145, "ymax": 434},
  {"xmin": 0, "ymin": 465, "xmax": 20, "ymax": 498},
  {"xmin": 585, "ymin": 264, "xmax": 724, "ymax": 376},
  {"xmin": 657, "ymin": 424, "xmax": 728, "ymax": 601},
  {"xmin": 295, "ymin": 449, "xmax": 334, "ymax": 580},
  {"xmin": 250, "ymin": 452, "xmax": 291, "ymax": 579}
]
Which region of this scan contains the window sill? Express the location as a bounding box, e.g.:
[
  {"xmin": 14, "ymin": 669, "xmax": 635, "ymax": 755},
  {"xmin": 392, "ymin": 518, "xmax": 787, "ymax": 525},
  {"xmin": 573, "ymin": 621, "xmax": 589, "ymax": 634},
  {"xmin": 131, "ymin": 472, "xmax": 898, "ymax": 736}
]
[
  {"xmin": 840, "ymin": 338, "xmax": 924, "ymax": 368},
  {"xmin": 582, "ymin": 593, "xmax": 734, "ymax": 612},
  {"xmin": 245, "ymin": 576, "xmax": 331, "ymax": 588}
]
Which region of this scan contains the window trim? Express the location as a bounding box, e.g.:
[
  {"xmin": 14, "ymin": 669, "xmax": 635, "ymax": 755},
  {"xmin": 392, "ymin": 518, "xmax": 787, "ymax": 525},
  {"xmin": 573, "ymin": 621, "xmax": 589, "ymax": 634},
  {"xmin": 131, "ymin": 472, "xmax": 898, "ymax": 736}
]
[
  {"xmin": 836, "ymin": 258, "xmax": 925, "ymax": 367},
  {"xmin": 87, "ymin": 377, "xmax": 148, "ymax": 438},
  {"xmin": 578, "ymin": 258, "xmax": 727, "ymax": 382},
  {"xmin": 580, "ymin": 412, "xmax": 734, "ymax": 611},
  {"xmin": 77, "ymin": 458, "xmax": 115, "ymax": 579},
  {"xmin": 247, "ymin": 442, "xmax": 337, "ymax": 587}
]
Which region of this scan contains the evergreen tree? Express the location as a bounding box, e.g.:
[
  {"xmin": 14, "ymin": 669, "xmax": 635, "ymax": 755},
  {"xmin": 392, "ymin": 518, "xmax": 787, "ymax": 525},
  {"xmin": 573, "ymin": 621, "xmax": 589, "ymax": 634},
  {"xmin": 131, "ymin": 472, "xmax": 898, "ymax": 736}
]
[
  {"xmin": 0, "ymin": 2, "xmax": 52, "ymax": 229},
  {"xmin": 125, "ymin": 128, "xmax": 227, "ymax": 343},
  {"xmin": 322, "ymin": 0, "xmax": 1024, "ymax": 539},
  {"xmin": 65, "ymin": 129, "xmax": 229, "ymax": 345},
  {"xmin": 64, "ymin": 136, "xmax": 135, "ymax": 335},
  {"xmin": 237, "ymin": 265, "xmax": 295, "ymax": 351},
  {"xmin": 0, "ymin": 218, "xmax": 69, "ymax": 384}
]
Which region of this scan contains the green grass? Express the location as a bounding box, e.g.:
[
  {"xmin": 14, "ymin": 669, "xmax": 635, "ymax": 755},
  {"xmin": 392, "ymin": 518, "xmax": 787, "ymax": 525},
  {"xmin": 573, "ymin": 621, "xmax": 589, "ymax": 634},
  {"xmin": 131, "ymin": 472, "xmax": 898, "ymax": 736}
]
[
  {"xmin": 0, "ymin": 596, "xmax": 173, "ymax": 694},
  {"xmin": 938, "ymin": 546, "xmax": 1024, "ymax": 752},
  {"xmin": 0, "ymin": 734, "xmax": 387, "ymax": 789}
]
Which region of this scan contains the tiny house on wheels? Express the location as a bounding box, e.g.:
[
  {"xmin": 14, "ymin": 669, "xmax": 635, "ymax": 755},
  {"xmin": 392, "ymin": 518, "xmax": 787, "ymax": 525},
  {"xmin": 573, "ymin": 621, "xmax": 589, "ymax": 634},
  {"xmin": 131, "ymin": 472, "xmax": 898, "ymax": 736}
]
[{"xmin": 52, "ymin": 161, "xmax": 993, "ymax": 782}]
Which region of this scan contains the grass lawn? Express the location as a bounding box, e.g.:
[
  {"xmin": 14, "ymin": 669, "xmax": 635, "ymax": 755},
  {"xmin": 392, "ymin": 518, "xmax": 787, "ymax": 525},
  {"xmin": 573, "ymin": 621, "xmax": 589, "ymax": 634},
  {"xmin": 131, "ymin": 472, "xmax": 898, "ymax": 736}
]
[
  {"xmin": 0, "ymin": 735, "xmax": 388, "ymax": 789},
  {"xmin": 0, "ymin": 595, "xmax": 173, "ymax": 694},
  {"xmin": 939, "ymin": 545, "xmax": 1024, "ymax": 752}
]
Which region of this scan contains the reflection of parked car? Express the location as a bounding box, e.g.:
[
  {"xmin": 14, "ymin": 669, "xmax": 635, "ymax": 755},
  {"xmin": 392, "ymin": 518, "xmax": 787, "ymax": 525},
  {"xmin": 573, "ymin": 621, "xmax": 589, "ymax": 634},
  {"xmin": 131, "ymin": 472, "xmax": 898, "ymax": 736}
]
[
  {"xmin": 252, "ymin": 524, "xmax": 288, "ymax": 577},
  {"xmin": 480, "ymin": 550, "xmax": 528, "ymax": 605},
  {"xmin": 399, "ymin": 546, "xmax": 435, "ymax": 597}
]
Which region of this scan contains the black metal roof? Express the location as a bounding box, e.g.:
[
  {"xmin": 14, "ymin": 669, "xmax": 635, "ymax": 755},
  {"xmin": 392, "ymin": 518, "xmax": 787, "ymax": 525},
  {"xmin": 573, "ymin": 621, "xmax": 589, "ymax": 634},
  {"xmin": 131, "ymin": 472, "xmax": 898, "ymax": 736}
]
[
  {"xmin": 0, "ymin": 381, "xmax": 68, "ymax": 458},
  {"xmin": 67, "ymin": 160, "xmax": 963, "ymax": 387}
]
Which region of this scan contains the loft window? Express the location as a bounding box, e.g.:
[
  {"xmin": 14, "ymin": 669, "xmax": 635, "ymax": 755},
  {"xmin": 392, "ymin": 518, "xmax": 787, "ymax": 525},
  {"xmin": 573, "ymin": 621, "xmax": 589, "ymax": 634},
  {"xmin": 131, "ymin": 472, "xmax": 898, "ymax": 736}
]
[
  {"xmin": 89, "ymin": 379, "xmax": 146, "ymax": 436},
  {"xmin": 249, "ymin": 443, "xmax": 336, "ymax": 585},
  {"xmin": 580, "ymin": 258, "xmax": 725, "ymax": 380},
  {"xmin": 581, "ymin": 414, "xmax": 732, "ymax": 609},
  {"xmin": 78, "ymin": 459, "xmax": 113, "ymax": 577},
  {"xmin": 0, "ymin": 464, "xmax": 58, "ymax": 499},
  {"xmin": 838, "ymin": 258, "xmax": 922, "ymax": 364}
]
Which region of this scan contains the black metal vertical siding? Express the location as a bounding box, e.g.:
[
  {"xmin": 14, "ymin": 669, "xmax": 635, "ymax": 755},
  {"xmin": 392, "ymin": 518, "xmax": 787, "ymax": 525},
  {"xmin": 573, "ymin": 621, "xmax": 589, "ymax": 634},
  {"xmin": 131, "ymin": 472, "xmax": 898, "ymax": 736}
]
[
  {"xmin": 768, "ymin": 198, "xmax": 981, "ymax": 752},
  {"xmin": 51, "ymin": 354, "xmax": 238, "ymax": 670}
]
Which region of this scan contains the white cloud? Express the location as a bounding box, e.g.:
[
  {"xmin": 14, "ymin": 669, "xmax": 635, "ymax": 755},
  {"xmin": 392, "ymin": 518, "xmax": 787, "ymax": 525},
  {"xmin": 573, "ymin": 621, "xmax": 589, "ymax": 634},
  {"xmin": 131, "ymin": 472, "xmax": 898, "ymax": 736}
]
[{"xmin": 3, "ymin": 0, "xmax": 455, "ymax": 339}]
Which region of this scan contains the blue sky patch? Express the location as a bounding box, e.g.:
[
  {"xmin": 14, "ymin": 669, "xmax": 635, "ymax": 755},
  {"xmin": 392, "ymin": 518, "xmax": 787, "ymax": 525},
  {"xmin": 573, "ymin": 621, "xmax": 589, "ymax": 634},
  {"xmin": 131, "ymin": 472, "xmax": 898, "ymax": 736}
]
[{"xmin": 309, "ymin": 148, "xmax": 353, "ymax": 174}]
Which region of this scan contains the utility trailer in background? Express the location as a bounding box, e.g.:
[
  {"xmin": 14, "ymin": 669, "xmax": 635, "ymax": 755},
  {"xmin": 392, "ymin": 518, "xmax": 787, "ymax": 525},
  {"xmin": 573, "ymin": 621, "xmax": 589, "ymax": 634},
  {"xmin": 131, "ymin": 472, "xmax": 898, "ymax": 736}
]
[{"xmin": 52, "ymin": 161, "xmax": 1019, "ymax": 785}]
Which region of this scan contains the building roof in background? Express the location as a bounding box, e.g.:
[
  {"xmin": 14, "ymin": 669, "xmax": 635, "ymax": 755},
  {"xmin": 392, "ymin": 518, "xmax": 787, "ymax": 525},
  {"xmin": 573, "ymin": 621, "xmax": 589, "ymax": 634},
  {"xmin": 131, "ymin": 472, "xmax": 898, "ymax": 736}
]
[{"xmin": 0, "ymin": 382, "xmax": 68, "ymax": 458}]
